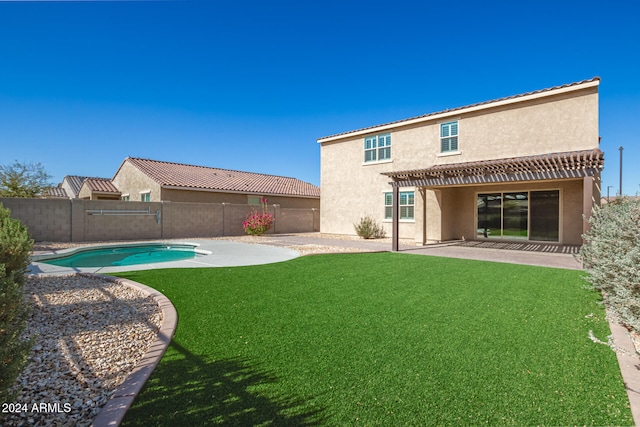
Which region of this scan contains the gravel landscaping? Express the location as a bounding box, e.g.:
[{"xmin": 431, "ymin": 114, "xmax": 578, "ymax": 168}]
[{"xmin": 3, "ymin": 275, "xmax": 162, "ymax": 427}]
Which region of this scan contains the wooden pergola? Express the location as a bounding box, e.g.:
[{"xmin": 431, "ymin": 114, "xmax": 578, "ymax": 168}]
[{"xmin": 383, "ymin": 149, "xmax": 605, "ymax": 251}]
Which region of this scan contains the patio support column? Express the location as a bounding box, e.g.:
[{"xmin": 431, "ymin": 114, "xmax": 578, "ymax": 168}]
[
  {"xmin": 392, "ymin": 185, "xmax": 399, "ymax": 252},
  {"xmin": 583, "ymin": 175, "xmax": 595, "ymax": 238}
]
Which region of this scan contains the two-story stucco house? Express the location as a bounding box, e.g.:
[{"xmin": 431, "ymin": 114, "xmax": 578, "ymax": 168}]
[{"xmin": 318, "ymin": 78, "xmax": 603, "ymax": 249}]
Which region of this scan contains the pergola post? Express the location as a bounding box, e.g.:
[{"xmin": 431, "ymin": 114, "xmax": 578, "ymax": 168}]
[
  {"xmin": 583, "ymin": 175, "xmax": 595, "ymax": 238},
  {"xmin": 392, "ymin": 185, "xmax": 399, "ymax": 252}
]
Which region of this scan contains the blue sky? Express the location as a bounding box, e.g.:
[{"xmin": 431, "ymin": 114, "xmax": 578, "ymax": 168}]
[{"xmin": 1, "ymin": 1, "xmax": 639, "ymax": 195}]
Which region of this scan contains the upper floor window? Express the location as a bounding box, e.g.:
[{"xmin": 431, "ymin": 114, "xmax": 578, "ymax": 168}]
[
  {"xmin": 121, "ymin": 194, "xmax": 130, "ymax": 201},
  {"xmin": 140, "ymin": 192, "xmax": 151, "ymax": 202},
  {"xmin": 440, "ymin": 121, "xmax": 458, "ymax": 153},
  {"xmin": 364, "ymin": 133, "xmax": 391, "ymax": 162}
]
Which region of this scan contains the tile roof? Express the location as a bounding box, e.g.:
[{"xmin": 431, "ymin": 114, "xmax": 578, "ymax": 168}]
[
  {"xmin": 42, "ymin": 187, "xmax": 68, "ymax": 198},
  {"xmin": 63, "ymin": 175, "xmax": 91, "ymax": 197},
  {"xmin": 383, "ymin": 149, "xmax": 604, "ymax": 181},
  {"xmin": 122, "ymin": 157, "xmax": 320, "ymax": 198},
  {"xmin": 319, "ymin": 77, "xmax": 600, "ymax": 141},
  {"xmin": 83, "ymin": 178, "xmax": 121, "ymax": 194}
]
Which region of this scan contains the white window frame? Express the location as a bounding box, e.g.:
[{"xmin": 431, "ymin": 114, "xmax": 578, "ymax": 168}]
[
  {"xmin": 121, "ymin": 194, "xmax": 130, "ymax": 201},
  {"xmin": 384, "ymin": 190, "xmax": 415, "ymax": 221},
  {"xmin": 140, "ymin": 191, "xmax": 151, "ymax": 202},
  {"xmin": 364, "ymin": 133, "xmax": 391, "ymax": 163},
  {"xmin": 440, "ymin": 121, "xmax": 459, "ymax": 153}
]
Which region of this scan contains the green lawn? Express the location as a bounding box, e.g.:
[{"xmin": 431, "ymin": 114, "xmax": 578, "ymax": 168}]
[{"xmin": 116, "ymin": 253, "xmax": 632, "ymax": 426}]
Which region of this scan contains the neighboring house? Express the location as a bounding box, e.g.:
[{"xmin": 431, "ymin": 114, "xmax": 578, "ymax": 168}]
[
  {"xmin": 77, "ymin": 178, "xmax": 121, "ymax": 200},
  {"xmin": 60, "ymin": 175, "xmax": 91, "ymax": 198},
  {"xmin": 111, "ymin": 157, "xmax": 320, "ymax": 208},
  {"xmin": 44, "ymin": 175, "xmax": 118, "ymax": 199},
  {"xmin": 42, "ymin": 186, "xmax": 68, "ymax": 198},
  {"xmin": 318, "ymin": 78, "xmax": 603, "ymax": 248}
]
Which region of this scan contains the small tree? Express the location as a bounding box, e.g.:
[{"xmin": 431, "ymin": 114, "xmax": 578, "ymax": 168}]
[
  {"xmin": 354, "ymin": 215, "xmax": 386, "ymax": 239},
  {"xmin": 0, "ymin": 203, "xmax": 33, "ymax": 406},
  {"xmin": 0, "ymin": 160, "xmax": 53, "ymax": 198}
]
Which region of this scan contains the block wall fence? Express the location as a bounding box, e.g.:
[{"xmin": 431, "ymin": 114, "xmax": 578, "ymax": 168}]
[{"xmin": 0, "ymin": 198, "xmax": 319, "ymax": 242}]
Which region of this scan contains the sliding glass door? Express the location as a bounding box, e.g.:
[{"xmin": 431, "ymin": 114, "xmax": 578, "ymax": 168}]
[{"xmin": 477, "ymin": 190, "xmax": 559, "ymax": 242}]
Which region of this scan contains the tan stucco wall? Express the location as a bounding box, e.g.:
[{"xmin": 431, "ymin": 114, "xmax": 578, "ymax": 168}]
[
  {"xmin": 161, "ymin": 188, "xmax": 319, "ymax": 209},
  {"xmin": 429, "ymin": 179, "xmax": 586, "ymax": 245},
  {"xmin": 60, "ymin": 179, "xmax": 76, "ymax": 199},
  {"xmin": 320, "ymin": 83, "xmax": 599, "ymax": 242},
  {"xmin": 112, "ymin": 161, "xmax": 162, "ymax": 202}
]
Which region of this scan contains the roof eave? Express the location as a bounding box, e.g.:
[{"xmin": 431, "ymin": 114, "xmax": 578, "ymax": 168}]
[{"xmin": 161, "ymin": 185, "xmax": 320, "ymax": 199}]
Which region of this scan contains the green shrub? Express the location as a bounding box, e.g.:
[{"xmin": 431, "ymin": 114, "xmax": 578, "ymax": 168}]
[
  {"xmin": 0, "ymin": 203, "xmax": 33, "ymax": 406},
  {"xmin": 354, "ymin": 215, "xmax": 386, "ymax": 239},
  {"xmin": 577, "ymin": 198, "xmax": 640, "ymax": 331}
]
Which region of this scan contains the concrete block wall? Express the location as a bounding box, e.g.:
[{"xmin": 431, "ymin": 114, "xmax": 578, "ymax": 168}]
[
  {"xmin": 0, "ymin": 198, "xmax": 72, "ymax": 241},
  {"xmin": 0, "ymin": 198, "xmax": 319, "ymax": 242},
  {"xmin": 167, "ymin": 202, "xmax": 224, "ymax": 238}
]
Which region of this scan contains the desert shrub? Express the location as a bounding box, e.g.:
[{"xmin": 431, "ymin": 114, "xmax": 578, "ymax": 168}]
[
  {"xmin": 577, "ymin": 198, "xmax": 640, "ymax": 331},
  {"xmin": 242, "ymin": 198, "xmax": 275, "ymax": 236},
  {"xmin": 354, "ymin": 215, "xmax": 386, "ymax": 239},
  {"xmin": 0, "ymin": 203, "xmax": 33, "ymax": 405}
]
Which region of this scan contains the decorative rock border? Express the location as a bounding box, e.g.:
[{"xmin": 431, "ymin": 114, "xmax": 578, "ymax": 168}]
[
  {"xmin": 80, "ymin": 274, "xmax": 178, "ymax": 427},
  {"xmin": 608, "ymin": 319, "xmax": 640, "ymax": 425}
]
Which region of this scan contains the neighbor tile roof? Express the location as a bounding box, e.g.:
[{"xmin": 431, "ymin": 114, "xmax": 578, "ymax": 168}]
[
  {"xmin": 123, "ymin": 157, "xmax": 320, "ymax": 198},
  {"xmin": 63, "ymin": 175, "xmax": 91, "ymax": 197},
  {"xmin": 42, "ymin": 187, "xmax": 68, "ymax": 198},
  {"xmin": 319, "ymin": 77, "xmax": 600, "ymax": 141},
  {"xmin": 83, "ymin": 178, "xmax": 121, "ymax": 194}
]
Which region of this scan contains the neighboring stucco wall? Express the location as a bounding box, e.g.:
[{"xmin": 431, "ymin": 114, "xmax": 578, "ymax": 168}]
[
  {"xmin": 319, "ymin": 83, "xmax": 599, "ymax": 242},
  {"xmin": 60, "ymin": 178, "xmax": 76, "ymax": 199},
  {"xmin": 161, "ymin": 188, "xmax": 319, "ymax": 209},
  {"xmin": 112, "ymin": 161, "xmax": 162, "ymax": 202}
]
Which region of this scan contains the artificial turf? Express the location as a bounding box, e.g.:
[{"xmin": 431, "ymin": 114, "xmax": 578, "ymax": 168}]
[{"xmin": 116, "ymin": 252, "xmax": 632, "ymax": 426}]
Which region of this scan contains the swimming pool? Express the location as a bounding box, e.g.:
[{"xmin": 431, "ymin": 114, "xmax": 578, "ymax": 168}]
[{"xmin": 36, "ymin": 244, "xmax": 205, "ymax": 268}]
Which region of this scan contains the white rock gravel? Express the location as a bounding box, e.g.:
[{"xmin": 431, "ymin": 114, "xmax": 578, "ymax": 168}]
[{"xmin": 3, "ymin": 274, "xmax": 162, "ymax": 427}]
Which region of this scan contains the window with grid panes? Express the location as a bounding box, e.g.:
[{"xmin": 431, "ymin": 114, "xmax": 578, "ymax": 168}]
[
  {"xmin": 364, "ymin": 134, "xmax": 391, "ymax": 162},
  {"xmin": 384, "ymin": 191, "xmax": 414, "ymax": 219},
  {"xmin": 440, "ymin": 121, "xmax": 458, "ymax": 152}
]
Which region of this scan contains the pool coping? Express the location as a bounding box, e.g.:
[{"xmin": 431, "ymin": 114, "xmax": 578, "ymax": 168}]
[
  {"xmin": 86, "ymin": 273, "xmax": 178, "ymax": 427},
  {"xmin": 31, "ymin": 241, "xmax": 211, "ymax": 263},
  {"xmin": 28, "ymin": 239, "xmax": 300, "ymax": 275}
]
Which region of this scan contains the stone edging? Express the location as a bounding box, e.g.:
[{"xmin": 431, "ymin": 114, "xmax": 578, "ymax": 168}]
[
  {"xmin": 608, "ymin": 319, "xmax": 640, "ymax": 425},
  {"xmin": 79, "ymin": 273, "xmax": 178, "ymax": 427}
]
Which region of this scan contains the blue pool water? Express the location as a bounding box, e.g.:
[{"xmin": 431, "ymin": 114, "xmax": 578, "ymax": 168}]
[{"xmin": 40, "ymin": 245, "xmax": 201, "ymax": 268}]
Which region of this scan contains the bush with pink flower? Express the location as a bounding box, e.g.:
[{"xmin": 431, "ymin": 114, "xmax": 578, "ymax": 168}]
[{"xmin": 242, "ymin": 197, "xmax": 275, "ymax": 236}]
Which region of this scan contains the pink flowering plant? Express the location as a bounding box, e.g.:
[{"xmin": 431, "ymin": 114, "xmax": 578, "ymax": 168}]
[{"xmin": 242, "ymin": 197, "xmax": 275, "ymax": 236}]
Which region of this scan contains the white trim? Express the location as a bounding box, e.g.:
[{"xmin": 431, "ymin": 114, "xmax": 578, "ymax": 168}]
[
  {"xmin": 437, "ymin": 151, "xmax": 462, "ymax": 158},
  {"xmin": 317, "ymin": 79, "xmax": 599, "ymax": 143},
  {"xmin": 362, "ymin": 159, "xmax": 393, "ymax": 166}
]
